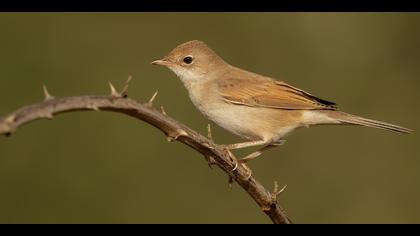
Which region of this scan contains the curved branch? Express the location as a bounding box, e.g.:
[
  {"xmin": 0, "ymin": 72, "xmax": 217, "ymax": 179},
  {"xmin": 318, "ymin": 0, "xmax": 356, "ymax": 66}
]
[{"xmin": 0, "ymin": 84, "xmax": 292, "ymax": 224}]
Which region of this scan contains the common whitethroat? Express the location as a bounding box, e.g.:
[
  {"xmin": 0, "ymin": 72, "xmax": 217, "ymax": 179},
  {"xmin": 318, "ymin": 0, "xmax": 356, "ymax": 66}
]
[{"xmin": 151, "ymin": 40, "xmax": 412, "ymax": 164}]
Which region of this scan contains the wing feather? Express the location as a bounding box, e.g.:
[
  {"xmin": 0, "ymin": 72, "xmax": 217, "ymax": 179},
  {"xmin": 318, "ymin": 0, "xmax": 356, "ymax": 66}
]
[{"xmin": 218, "ymin": 75, "xmax": 337, "ymax": 110}]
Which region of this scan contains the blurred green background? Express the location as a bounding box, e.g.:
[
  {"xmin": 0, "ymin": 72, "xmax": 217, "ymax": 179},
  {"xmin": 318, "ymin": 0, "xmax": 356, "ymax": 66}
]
[{"xmin": 0, "ymin": 13, "xmax": 418, "ymax": 224}]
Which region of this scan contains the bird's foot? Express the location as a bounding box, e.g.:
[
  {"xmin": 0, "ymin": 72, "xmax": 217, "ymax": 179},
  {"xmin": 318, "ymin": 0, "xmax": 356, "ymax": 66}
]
[
  {"xmin": 240, "ymin": 163, "xmax": 253, "ymax": 180},
  {"xmin": 222, "ymin": 147, "xmax": 239, "ymax": 170},
  {"xmin": 222, "ymin": 146, "xmax": 253, "ymax": 180},
  {"xmin": 204, "ymin": 155, "xmax": 217, "ymax": 169}
]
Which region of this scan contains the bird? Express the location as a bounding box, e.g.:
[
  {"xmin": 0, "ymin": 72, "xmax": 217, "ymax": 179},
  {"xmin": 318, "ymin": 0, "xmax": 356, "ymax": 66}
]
[{"xmin": 151, "ymin": 40, "xmax": 412, "ymax": 165}]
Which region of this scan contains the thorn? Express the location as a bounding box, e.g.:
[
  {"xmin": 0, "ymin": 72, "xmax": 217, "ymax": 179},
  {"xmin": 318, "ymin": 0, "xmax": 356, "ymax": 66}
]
[
  {"xmin": 207, "ymin": 124, "xmax": 213, "ymax": 141},
  {"xmin": 205, "ymin": 124, "xmax": 217, "ymax": 150},
  {"xmin": 274, "ymin": 181, "xmax": 279, "ymax": 193},
  {"xmin": 147, "ymin": 91, "xmax": 158, "ymax": 106},
  {"xmin": 108, "ymin": 81, "xmax": 120, "ymax": 97},
  {"xmin": 0, "ymin": 116, "xmax": 16, "ymax": 136},
  {"xmin": 261, "ymin": 205, "xmax": 271, "ymax": 212},
  {"xmin": 228, "ymin": 176, "xmax": 234, "ymax": 188},
  {"xmin": 204, "ymin": 155, "xmax": 216, "ymax": 169},
  {"xmin": 120, "ymin": 75, "xmax": 133, "ymax": 98},
  {"xmin": 42, "ymin": 85, "xmax": 55, "ymax": 101},
  {"xmin": 43, "ymin": 113, "xmax": 54, "ymax": 120},
  {"xmin": 87, "ymin": 104, "xmax": 100, "ymax": 111},
  {"xmin": 5, "ymin": 115, "xmax": 15, "ymax": 124},
  {"xmin": 271, "ymin": 181, "xmax": 287, "ymax": 202},
  {"xmin": 166, "ymin": 129, "xmax": 188, "ymax": 142},
  {"xmin": 278, "ymin": 184, "xmax": 288, "ymax": 194},
  {"xmin": 160, "ymin": 106, "xmax": 167, "ymax": 115}
]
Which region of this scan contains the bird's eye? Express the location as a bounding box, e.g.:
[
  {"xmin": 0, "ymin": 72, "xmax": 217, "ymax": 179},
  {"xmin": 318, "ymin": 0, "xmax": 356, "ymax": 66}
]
[{"xmin": 183, "ymin": 56, "xmax": 193, "ymax": 64}]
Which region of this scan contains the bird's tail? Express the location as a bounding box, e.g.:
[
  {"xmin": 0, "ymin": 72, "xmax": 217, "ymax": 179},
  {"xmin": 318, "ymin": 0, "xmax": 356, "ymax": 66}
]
[{"xmin": 325, "ymin": 111, "xmax": 412, "ymax": 134}]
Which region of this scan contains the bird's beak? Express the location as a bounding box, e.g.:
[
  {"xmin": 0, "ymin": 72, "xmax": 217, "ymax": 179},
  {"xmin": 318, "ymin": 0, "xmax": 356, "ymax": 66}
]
[{"xmin": 151, "ymin": 58, "xmax": 171, "ymax": 66}]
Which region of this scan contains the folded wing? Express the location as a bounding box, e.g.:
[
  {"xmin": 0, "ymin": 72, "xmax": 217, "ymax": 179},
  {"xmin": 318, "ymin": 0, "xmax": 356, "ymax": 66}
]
[{"xmin": 218, "ymin": 76, "xmax": 337, "ymax": 110}]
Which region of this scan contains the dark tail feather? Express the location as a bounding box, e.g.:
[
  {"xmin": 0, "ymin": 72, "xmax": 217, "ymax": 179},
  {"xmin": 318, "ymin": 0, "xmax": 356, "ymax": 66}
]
[{"xmin": 329, "ymin": 111, "xmax": 412, "ymax": 134}]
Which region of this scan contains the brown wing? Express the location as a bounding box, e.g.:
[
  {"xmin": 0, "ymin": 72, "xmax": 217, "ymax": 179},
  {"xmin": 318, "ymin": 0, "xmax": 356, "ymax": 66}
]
[{"xmin": 218, "ymin": 76, "xmax": 337, "ymax": 110}]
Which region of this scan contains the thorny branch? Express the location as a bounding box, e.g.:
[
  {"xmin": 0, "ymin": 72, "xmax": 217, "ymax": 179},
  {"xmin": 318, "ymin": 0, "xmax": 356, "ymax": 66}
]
[{"xmin": 0, "ymin": 78, "xmax": 292, "ymax": 224}]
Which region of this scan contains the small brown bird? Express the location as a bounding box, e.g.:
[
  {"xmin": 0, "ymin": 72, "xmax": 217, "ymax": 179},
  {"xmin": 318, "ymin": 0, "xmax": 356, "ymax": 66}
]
[{"xmin": 152, "ymin": 40, "xmax": 412, "ymax": 164}]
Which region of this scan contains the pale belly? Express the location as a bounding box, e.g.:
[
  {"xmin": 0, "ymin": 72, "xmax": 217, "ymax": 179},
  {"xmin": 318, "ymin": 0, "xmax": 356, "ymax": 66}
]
[
  {"xmin": 184, "ymin": 80, "xmax": 307, "ymax": 143},
  {"xmin": 193, "ymin": 99, "xmax": 302, "ymax": 142}
]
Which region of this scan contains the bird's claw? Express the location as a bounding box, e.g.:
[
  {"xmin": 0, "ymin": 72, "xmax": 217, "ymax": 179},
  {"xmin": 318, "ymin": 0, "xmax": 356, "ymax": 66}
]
[
  {"xmin": 229, "ymin": 153, "xmax": 253, "ymax": 180},
  {"xmin": 232, "ymin": 160, "xmax": 239, "ymax": 171},
  {"xmin": 222, "ymin": 145, "xmax": 253, "ymax": 180},
  {"xmin": 242, "ymin": 164, "xmax": 253, "ymax": 180}
]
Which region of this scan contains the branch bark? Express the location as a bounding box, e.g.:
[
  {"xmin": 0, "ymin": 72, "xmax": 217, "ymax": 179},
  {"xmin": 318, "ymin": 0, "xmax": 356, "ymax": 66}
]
[{"xmin": 0, "ymin": 82, "xmax": 292, "ymax": 224}]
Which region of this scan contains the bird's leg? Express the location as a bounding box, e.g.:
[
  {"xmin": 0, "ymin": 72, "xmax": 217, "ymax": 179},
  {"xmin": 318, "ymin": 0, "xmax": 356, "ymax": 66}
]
[
  {"xmin": 239, "ymin": 145, "xmax": 276, "ymax": 164},
  {"xmin": 222, "ymin": 140, "xmax": 267, "ymax": 180},
  {"xmin": 224, "ymin": 148, "xmax": 239, "ymax": 170},
  {"xmin": 220, "ymin": 145, "xmax": 252, "ymax": 180},
  {"xmin": 226, "ymin": 140, "xmax": 268, "ymax": 150},
  {"xmin": 224, "ymin": 140, "xmax": 285, "ymax": 180},
  {"xmin": 239, "ymin": 140, "xmax": 285, "ymax": 164}
]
